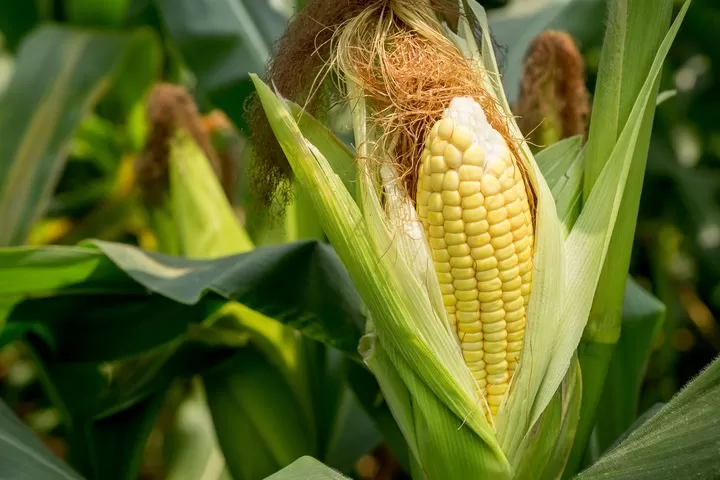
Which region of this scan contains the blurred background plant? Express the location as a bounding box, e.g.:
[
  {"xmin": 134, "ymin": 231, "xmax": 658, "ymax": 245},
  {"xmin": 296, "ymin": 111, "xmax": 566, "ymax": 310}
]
[{"xmin": 0, "ymin": 0, "xmax": 717, "ymax": 478}]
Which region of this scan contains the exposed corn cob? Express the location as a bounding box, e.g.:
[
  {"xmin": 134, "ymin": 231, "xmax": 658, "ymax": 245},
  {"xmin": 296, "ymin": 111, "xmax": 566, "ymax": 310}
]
[{"xmin": 416, "ymin": 97, "xmax": 534, "ymax": 417}]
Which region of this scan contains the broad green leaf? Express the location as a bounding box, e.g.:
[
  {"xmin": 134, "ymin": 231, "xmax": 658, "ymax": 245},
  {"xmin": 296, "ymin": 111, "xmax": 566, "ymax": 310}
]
[
  {"xmin": 154, "ymin": 0, "xmax": 288, "ymax": 131},
  {"xmin": 603, "ymin": 403, "xmax": 664, "ymax": 453},
  {"xmin": 0, "ymin": 26, "xmax": 159, "ymax": 246},
  {"xmin": 593, "ymin": 277, "xmax": 665, "ymax": 454},
  {"xmin": 27, "ymin": 345, "xmax": 167, "ymax": 480},
  {"xmin": 265, "ymin": 456, "xmax": 350, "ymax": 480},
  {"xmin": 309, "ymin": 348, "xmax": 381, "ymax": 474},
  {"xmin": 96, "ymin": 335, "xmax": 238, "ymax": 416},
  {"xmin": 0, "ymin": 240, "xmax": 366, "ymax": 361},
  {"xmin": 577, "ymin": 354, "xmax": 720, "ymax": 479},
  {"xmin": 0, "ymin": 398, "xmax": 83, "ymax": 479},
  {"xmin": 320, "ymin": 379, "xmax": 382, "ymax": 473},
  {"xmin": 87, "ymin": 390, "xmax": 167, "ymax": 480},
  {"xmin": 6, "ymin": 288, "xmax": 214, "ymax": 362}
]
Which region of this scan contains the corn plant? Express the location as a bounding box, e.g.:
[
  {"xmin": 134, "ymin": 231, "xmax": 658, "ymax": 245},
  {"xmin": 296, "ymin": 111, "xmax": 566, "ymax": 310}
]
[{"xmin": 248, "ymin": 0, "xmax": 719, "ymax": 478}]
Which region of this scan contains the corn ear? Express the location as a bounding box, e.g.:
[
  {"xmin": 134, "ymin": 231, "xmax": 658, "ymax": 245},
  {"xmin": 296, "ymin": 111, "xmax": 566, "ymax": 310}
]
[
  {"xmin": 167, "ymin": 131, "xmax": 254, "ymax": 258},
  {"xmin": 251, "ymin": 74, "xmax": 512, "ymax": 477},
  {"xmin": 415, "ymin": 98, "xmax": 535, "ymax": 417},
  {"xmin": 250, "ymin": 0, "xmax": 689, "ymax": 477},
  {"xmin": 449, "ymin": 3, "xmax": 567, "ymax": 455}
]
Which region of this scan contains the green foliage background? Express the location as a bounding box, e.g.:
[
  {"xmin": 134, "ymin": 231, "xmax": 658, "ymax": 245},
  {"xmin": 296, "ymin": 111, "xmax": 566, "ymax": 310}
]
[{"xmin": 0, "ymin": 0, "xmax": 717, "ymax": 479}]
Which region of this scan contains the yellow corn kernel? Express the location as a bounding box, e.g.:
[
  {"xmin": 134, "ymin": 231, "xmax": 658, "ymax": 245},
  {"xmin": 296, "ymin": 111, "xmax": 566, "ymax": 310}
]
[{"xmin": 415, "ymin": 97, "xmax": 534, "ymax": 420}]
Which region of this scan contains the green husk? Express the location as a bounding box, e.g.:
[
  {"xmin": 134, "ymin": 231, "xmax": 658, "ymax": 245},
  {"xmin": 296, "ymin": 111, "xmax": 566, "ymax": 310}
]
[{"xmin": 167, "ymin": 131, "xmax": 254, "ymax": 258}]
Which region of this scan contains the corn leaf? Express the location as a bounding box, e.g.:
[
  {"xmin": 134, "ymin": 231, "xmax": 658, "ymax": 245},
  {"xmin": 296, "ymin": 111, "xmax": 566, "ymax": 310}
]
[
  {"xmin": 535, "ymin": 136, "xmax": 584, "ymax": 191},
  {"xmin": 343, "ymin": 358, "xmax": 411, "ymax": 472},
  {"xmin": 0, "ymin": 397, "xmax": 84, "ymax": 479},
  {"xmin": 360, "ymin": 330, "xmax": 421, "ymax": 469},
  {"xmin": 0, "ymin": 26, "xmax": 159, "ymax": 246},
  {"xmin": 592, "ymin": 277, "xmax": 665, "ymax": 455},
  {"xmin": 513, "ymin": 355, "xmax": 582, "ymax": 479},
  {"xmin": 265, "ymin": 456, "xmax": 350, "ymax": 480},
  {"xmin": 540, "ymin": 356, "xmax": 582, "ymax": 479},
  {"xmin": 0, "ymin": 240, "xmax": 366, "ymax": 361},
  {"xmin": 576, "ymin": 353, "xmax": 720, "ymax": 479},
  {"xmin": 33, "ymin": 337, "xmax": 226, "ymax": 479},
  {"xmin": 532, "ymin": 0, "xmax": 690, "ymax": 427},
  {"xmin": 569, "ymin": 0, "xmax": 679, "ymax": 471},
  {"xmin": 79, "ymin": 389, "xmax": 167, "ymax": 480},
  {"xmin": 315, "ymin": 347, "xmax": 382, "ymax": 474},
  {"xmin": 534, "ymin": 136, "xmax": 585, "ymax": 232},
  {"xmin": 550, "ymin": 153, "xmax": 584, "ymax": 234}
]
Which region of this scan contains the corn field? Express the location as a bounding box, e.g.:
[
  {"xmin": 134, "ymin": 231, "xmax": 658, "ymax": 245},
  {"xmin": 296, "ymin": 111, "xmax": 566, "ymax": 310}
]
[{"xmin": 0, "ymin": 0, "xmax": 719, "ymax": 479}]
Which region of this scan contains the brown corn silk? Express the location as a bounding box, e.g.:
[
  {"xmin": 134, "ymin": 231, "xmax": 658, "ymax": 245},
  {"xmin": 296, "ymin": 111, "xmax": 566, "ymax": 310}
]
[
  {"xmin": 515, "ymin": 30, "xmax": 590, "ymax": 146},
  {"xmin": 135, "ymin": 83, "xmax": 227, "ymax": 203}
]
